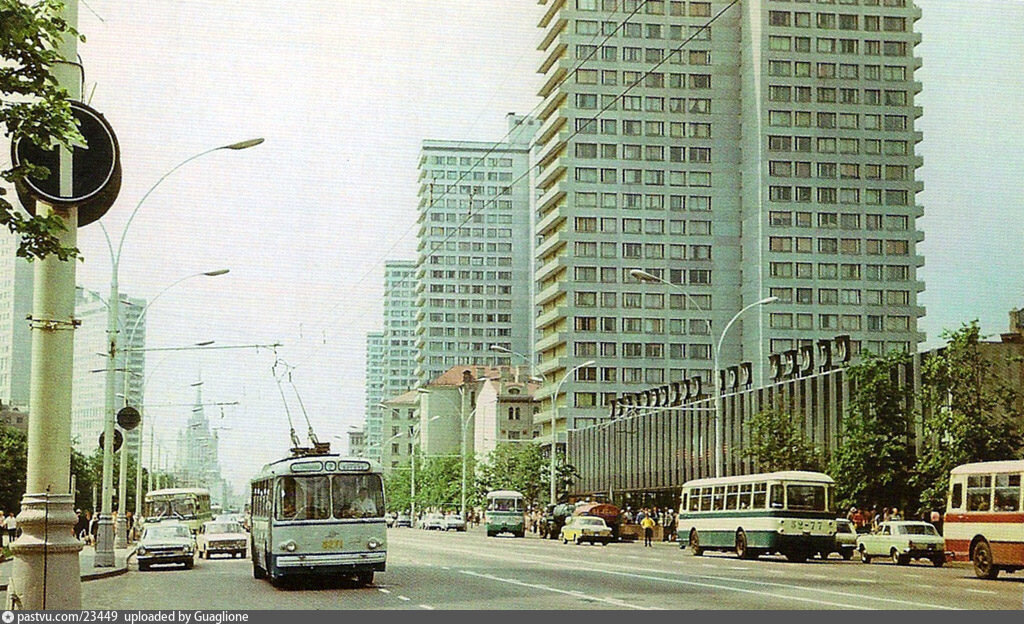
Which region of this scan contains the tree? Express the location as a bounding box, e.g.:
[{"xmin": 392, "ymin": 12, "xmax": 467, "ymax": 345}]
[
  {"xmin": 0, "ymin": 426, "xmax": 27, "ymax": 513},
  {"xmin": 1, "ymin": 0, "xmax": 86, "ymax": 260},
  {"xmin": 741, "ymin": 405, "xmax": 823, "ymax": 472},
  {"xmin": 830, "ymin": 350, "xmax": 917, "ymax": 511},
  {"xmin": 914, "ymin": 321, "xmax": 1024, "ymax": 512},
  {"xmin": 476, "ymin": 443, "xmax": 548, "ymax": 506}
]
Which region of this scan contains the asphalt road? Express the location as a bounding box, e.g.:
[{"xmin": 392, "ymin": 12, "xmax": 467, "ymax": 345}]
[{"xmin": 17, "ymin": 527, "xmax": 1023, "ymax": 610}]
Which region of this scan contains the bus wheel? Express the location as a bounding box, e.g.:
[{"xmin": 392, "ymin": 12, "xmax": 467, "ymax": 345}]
[
  {"xmin": 253, "ymin": 559, "xmax": 266, "ymax": 579},
  {"xmin": 972, "ymin": 540, "xmax": 1000, "ymax": 580},
  {"xmin": 356, "ymin": 572, "xmax": 374, "ymax": 586},
  {"xmin": 735, "ymin": 530, "xmax": 750, "ymax": 559},
  {"xmin": 689, "ymin": 531, "xmax": 703, "ymax": 557}
]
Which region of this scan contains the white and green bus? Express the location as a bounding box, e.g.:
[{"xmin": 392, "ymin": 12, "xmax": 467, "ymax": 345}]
[
  {"xmin": 485, "ymin": 490, "xmax": 525, "ymax": 537},
  {"xmin": 143, "ymin": 488, "xmax": 212, "ymax": 534},
  {"xmin": 250, "ymin": 454, "xmax": 387, "ymax": 586},
  {"xmin": 677, "ymin": 471, "xmax": 837, "ymax": 562}
]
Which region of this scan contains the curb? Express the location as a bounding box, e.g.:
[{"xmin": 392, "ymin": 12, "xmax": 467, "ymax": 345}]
[{"xmin": 0, "ymin": 547, "xmax": 135, "ymax": 592}]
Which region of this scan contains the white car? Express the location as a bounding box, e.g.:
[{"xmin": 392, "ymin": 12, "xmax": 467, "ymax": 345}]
[
  {"xmin": 424, "ymin": 513, "xmax": 446, "ymax": 530},
  {"xmin": 444, "ymin": 514, "xmax": 467, "ymax": 532},
  {"xmin": 856, "ymin": 521, "xmax": 947, "ymax": 566},
  {"xmin": 197, "ymin": 520, "xmax": 248, "ymax": 559}
]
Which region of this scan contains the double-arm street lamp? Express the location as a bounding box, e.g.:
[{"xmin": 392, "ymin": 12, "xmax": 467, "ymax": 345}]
[
  {"xmin": 95, "ymin": 137, "xmax": 262, "ymax": 566},
  {"xmin": 378, "ymin": 404, "xmax": 422, "ymax": 520},
  {"xmin": 549, "ymin": 360, "xmax": 595, "ymax": 505},
  {"xmin": 630, "ymin": 269, "xmax": 777, "ymax": 477}
]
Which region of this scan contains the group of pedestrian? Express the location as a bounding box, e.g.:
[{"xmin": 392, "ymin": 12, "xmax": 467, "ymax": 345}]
[
  {"xmin": 0, "ymin": 511, "xmax": 17, "ymax": 547},
  {"xmin": 623, "ymin": 506, "xmax": 677, "ymax": 547},
  {"xmin": 845, "ymin": 505, "xmax": 907, "ymax": 533},
  {"xmin": 72, "ymin": 509, "xmax": 100, "ymax": 544}
]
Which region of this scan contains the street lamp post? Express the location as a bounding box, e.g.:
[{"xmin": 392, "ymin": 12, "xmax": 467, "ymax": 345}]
[
  {"xmin": 95, "ymin": 137, "xmax": 261, "ymax": 566},
  {"xmin": 549, "ymin": 360, "xmax": 595, "ymax": 505},
  {"xmin": 630, "ymin": 269, "xmax": 776, "ymax": 477}
]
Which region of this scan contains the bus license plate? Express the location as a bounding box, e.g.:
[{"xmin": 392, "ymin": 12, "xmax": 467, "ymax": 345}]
[{"xmin": 322, "ymin": 539, "xmax": 344, "ymax": 550}]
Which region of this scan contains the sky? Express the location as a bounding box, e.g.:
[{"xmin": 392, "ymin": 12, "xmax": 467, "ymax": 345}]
[{"xmin": 59, "ymin": 0, "xmax": 1024, "ymax": 493}]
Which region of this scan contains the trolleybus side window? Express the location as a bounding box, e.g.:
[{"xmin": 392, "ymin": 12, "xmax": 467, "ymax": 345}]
[
  {"xmin": 949, "ymin": 482, "xmax": 963, "ymax": 510},
  {"xmin": 739, "ymin": 483, "xmax": 752, "ymax": 509},
  {"xmin": 332, "ymin": 474, "xmax": 384, "ymax": 519},
  {"xmin": 712, "ymin": 486, "xmax": 725, "ymax": 511},
  {"xmin": 700, "ymin": 488, "xmax": 712, "ymax": 511},
  {"xmin": 752, "ymin": 482, "xmax": 767, "ymax": 509},
  {"xmin": 680, "ymin": 492, "xmax": 688, "ymax": 512},
  {"xmin": 688, "ymin": 489, "xmax": 699, "ymax": 511},
  {"xmin": 769, "ymin": 483, "xmax": 784, "ymax": 508},
  {"xmin": 787, "ymin": 484, "xmax": 826, "ymax": 511},
  {"xmin": 277, "ymin": 475, "xmax": 331, "ymax": 520},
  {"xmin": 726, "ymin": 485, "xmax": 739, "ymax": 510},
  {"xmin": 994, "ymin": 474, "xmax": 1021, "ymax": 512},
  {"xmin": 966, "ymin": 475, "xmax": 992, "ymax": 512}
]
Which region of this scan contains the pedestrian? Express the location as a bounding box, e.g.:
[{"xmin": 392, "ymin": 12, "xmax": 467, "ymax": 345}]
[
  {"xmin": 661, "ymin": 509, "xmax": 675, "ymax": 542},
  {"xmin": 125, "ymin": 511, "xmax": 135, "ymax": 541},
  {"xmin": 89, "ymin": 512, "xmax": 98, "ymax": 545},
  {"xmin": 5, "ymin": 512, "xmax": 17, "ymax": 542},
  {"xmin": 73, "ymin": 509, "xmax": 85, "ymax": 539},
  {"xmin": 0, "ymin": 510, "xmax": 4, "ymax": 548},
  {"xmin": 929, "ymin": 509, "xmax": 942, "ymax": 535},
  {"xmin": 890, "ymin": 507, "xmax": 901, "ymax": 521},
  {"xmin": 640, "ymin": 513, "xmax": 656, "ymax": 547}
]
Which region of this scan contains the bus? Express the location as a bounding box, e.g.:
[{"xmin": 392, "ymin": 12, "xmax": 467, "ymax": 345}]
[
  {"xmin": 143, "ymin": 488, "xmax": 212, "ymax": 533},
  {"xmin": 250, "ymin": 452, "xmax": 387, "ymax": 586},
  {"xmin": 945, "ymin": 459, "xmax": 1024, "ymax": 579},
  {"xmin": 485, "ymin": 490, "xmax": 525, "ymax": 537},
  {"xmin": 677, "ymin": 471, "xmax": 837, "ymax": 562}
]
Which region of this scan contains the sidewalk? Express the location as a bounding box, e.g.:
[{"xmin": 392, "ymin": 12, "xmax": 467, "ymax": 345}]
[{"xmin": 0, "ymin": 545, "xmax": 134, "ymax": 591}]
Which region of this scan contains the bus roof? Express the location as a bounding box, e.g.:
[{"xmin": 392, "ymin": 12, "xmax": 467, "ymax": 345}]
[
  {"xmin": 486, "ymin": 490, "xmax": 524, "ymax": 499},
  {"xmin": 252, "ymin": 454, "xmax": 383, "ymax": 480},
  {"xmin": 682, "ymin": 471, "xmax": 834, "ymax": 488},
  {"xmin": 145, "ymin": 488, "xmax": 210, "ymax": 497},
  {"xmin": 950, "ymin": 460, "xmax": 1024, "ymax": 475}
]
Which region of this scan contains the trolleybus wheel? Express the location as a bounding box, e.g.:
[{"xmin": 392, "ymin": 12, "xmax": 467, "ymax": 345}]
[
  {"xmin": 356, "ymin": 572, "xmax": 374, "ymax": 586},
  {"xmin": 735, "ymin": 530, "xmax": 750, "ymax": 559},
  {"xmin": 972, "ymin": 540, "xmax": 1000, "ymax": 580},
  {"xmin": 689, "ymin": 530, "xmax": 703, "ymax": 556}
]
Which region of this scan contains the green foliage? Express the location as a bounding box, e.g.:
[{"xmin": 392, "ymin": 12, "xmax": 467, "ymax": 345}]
[
  {"xmin": 383, "ymin": 454, "xmax": 477, "ymax": 513},
  {"xmin": 0, "ymin": 426, "xmax": 27, "ymax": 513},
  {"xmin": 741, "ymin": 405, "xmax": 823, "ymax": 472},
  {"xmin": 830, "ymin": 349, "xmax": 917, "ymax": 511},
  {"xmin": 1, "ymin": 0, "xmax": 86, "ymax": 260},
  {"xmin": 476, "ymin": 442, "xmax": 561, "ymax": 506},
  {"xmin": 914, "ymin": 321, "xmax": 1024, "ymax": 512}
]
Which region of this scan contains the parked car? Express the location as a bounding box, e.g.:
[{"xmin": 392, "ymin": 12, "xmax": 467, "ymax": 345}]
[
  {"xmin": 136, "ymin": 522, "xmax": 196, "ymax": 571},
  {"xmin": 197, "ymin": 520, "xmax": 247, "ymax": 559},
  {"xmin": 820, "ymin": 518, "xmax": 857, "ymax": 560},
  {"xmin": 559, "ymin": 516, "xmax": 612, "ymax": 545},
  {"xmin": 395, "ymin": 513, "xmax": 412, "ymax": 528},
  {"xmin": 424, "ymin": 513, "xmax": 446, "ymax": 530},
  {"xmin": 444, "ymin": 514, "xmax": 467, "ymax": 532},
  {"xmin": 857, "ymin": 521, "xmax": 947, "ymax": 566}
]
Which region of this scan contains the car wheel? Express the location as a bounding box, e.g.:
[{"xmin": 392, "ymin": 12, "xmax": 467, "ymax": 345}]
[
  {"xmin": 689, "ymin": 530, "xmax": 703, "ymax": 557},
  {"xmin": 735, "ymin": 530, "xmax": 750, "ymax": 560},
  {"xmin": 890, "ymin": 549, "xmax": 909, "ymax": 565},
  {"xmin": 931, "ymin": 555, "xmax": 945, "ymax": 568},
  {"xmin": 859, "ymin": 547, "xmax": 872, "ymax": 564},
  {"xmin": 575, "ymin": 535, "xmax": 582, "ymax": 546},
  {"xmin": 972, "ymin": 540, "xmax": 1000, "ymax": 580},
  {"xmin": 841, "ymin": 549, "xmax": 854, "ymax": 561}
]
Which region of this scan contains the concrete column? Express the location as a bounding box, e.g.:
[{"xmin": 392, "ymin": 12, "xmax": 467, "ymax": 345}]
[{"xmin": 6, "ymin": 1, "xmax": 83, "ymax": 610}]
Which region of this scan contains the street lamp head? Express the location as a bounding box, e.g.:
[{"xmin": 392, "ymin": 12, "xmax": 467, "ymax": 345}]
[
  {"xmin": 222, "ymin": 138, "xmax": 265, "ymax": 150},
  {"xmin": 415, "ymin": 388, "xmax": 431, "ymax": 395},
  {"xmin": 629, "ymin": 269, "xmax": 659, "ymax": 282},
  {"xmin": 489, "ymin": 344, "xmax": 509, "ymax": 353},
  {"xmin": 203, "ymin": 269, "xmax": 230, "ymax": 277},
  {"xmin": 581, "ymin": 360, "xmax": 596, "ymax": 368},
  {"xmin": 759, "ymin": 296, "xmax": 781, "ymax": 305}
]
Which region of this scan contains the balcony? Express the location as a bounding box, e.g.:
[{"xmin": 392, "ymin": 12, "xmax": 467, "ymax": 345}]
[
  {"xmin": 538, "ymin": 65, "xmax": 567, "ymax": 99},
  {"xmin": 538, "ymin": 88, "xmax": 567, "ymax": 124},
  {"xmin": 535, "ymin": 307, "xmax": 564, "ymax": 333},
  {"xmin": 538, "ymin": 0, "xmax": 565, "ymax": 29},
  {"xmin": 535, "ymin": 109, "xmax": 567, "ymax": 148},
  {"xmin": 534, "ymin": 230, "xmax": 567, "ymax": 263},
  {"xmin": 537, "ymin": 42, "xmax": 567, "ymax": 76},
  {"xmin": 535, "ymin": 204, "xmax": 566, "ymax": 238},
  {"xmin": 536, "ymin": 181, "xmax": 566, "ymax": 217},
  {"xmin": 535, "ymin": 160, "xmax": 566, "ymax": 194},
  {"xmin": 535, "ymin": 331, "xmax": 567, "ymax": 355},
  {"xmin": 535, "ymin": 280, "xmax": 564, "ymax": 308},
  {"xmin": 537, "ymin": 16, "xmax": 567, "ymax": 53},
  {"xmin": 534, "ymin": 253, "xmax": 568, "ymax": 283}
]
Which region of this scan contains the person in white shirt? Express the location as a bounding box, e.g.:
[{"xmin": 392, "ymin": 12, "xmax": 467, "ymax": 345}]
[
  {"xmin": 5, "ymin": 512, "xmax": 17, "ymax": 542},
  {"xmin": 349, "ymin": 488, "xmax": 377, "ymax": 517}
]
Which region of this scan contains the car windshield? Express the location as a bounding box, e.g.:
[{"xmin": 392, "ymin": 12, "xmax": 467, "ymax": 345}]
[
  {"xmin": 276, "ymin": 474, "xmax": 385, "ymax": 521},
  {"xmin": 579, "ymin": 518, "xmax": 604, "ymax": 526},
  {"xmin": 146, "ymin": 496, "xmax": 196, "ymax": 519},
  {"xmin": 837, "ymin": 520, "xmax": 854, "ymax": 532},
  {"xmin": 489, "ymin": 498, "xmax": 522, "ymax": 512},
  {"xmin": 205, "ymin": 522, "xmax": 241, "ymax": 534},
  {"xmin": 898, "ymin": 524, "xmax": 937, "ymax": 535},
  {"xmin": 144, "ymin": 526, "xmax": 191, "ymax": 540}
]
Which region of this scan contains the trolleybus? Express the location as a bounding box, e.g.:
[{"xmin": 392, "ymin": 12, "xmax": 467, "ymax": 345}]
[
  {"xmin": 250, "ymin": 451, "xmax": 387, "ymax": 586},
  {"xmin": 485, "ymin": 490, "xmax": 525, "ymax": 537},
  {"xmin": 677, "ymin": 471, "xmax": 837, "ymax": 562},
  {"xmin": 143, "ymin": 488, "xmax": 213, "ymax": 533},
  {"xmin": 945, "ymin": 459, "xmax": 1024, "ymax": 579}
]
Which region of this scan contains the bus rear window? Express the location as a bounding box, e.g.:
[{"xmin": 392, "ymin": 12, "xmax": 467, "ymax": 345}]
[{"xmin": 786, "ymin": 485, "xmax": 826, "ymax": 511}]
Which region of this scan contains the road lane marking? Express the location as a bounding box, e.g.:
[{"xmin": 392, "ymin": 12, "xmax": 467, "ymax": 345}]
[
  {"xmin": 398, "ymin": 595, "xmax": 411, "ymax": 601},
  {"xmin": 459, "ymin": 569, "xmax": 661, "ymax": 610},
  {"xmin": 428, "ymin": 543, "xmax": 961, "ymax": 610},
  {"xmin": 377, "ymin": 588, "xmax": 391, "ymax": 594},
  {"xmin": 419, "ymin": 605, "xmax": 435, "ymax": 610},
  {"xmin": 726, "ymin": 566, "xmax": 751, "ymax": 571},
  {"xmin": 965, "ymin": 589, "xmax": 997, "ymax": 595}
]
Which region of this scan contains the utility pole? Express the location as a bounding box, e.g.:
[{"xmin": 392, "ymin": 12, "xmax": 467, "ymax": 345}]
[{"xmin": 6, "ymin": 0, "xmax": 83, "ymax": 609}]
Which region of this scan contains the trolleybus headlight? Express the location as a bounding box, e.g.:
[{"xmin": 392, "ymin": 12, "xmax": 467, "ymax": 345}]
[
  {"xmin": 137, "ymin": 547, "xmax": 147, "ymax": 556},
  {"xmin": 367, "ymin": 539, "xmax": 382, "ymax": 550},
  {"xmin": 280, "ymin": 540, "xmax": 297, "ymax": 552}
]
